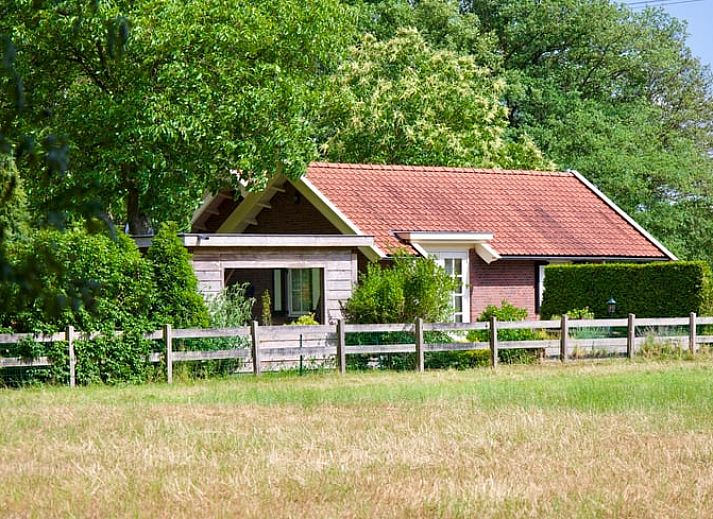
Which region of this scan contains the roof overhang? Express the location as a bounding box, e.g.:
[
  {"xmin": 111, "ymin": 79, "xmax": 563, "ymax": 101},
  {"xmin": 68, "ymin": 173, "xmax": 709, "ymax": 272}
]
[
  {"xmin": 500, "ymin": 255, "xmax": 671, "ymax": 262},
  {"xmin": 135, "ymin": 234, "xmax": 375, "ymax": 250},
  {"xmin": 395, "ymin": 231, "xmax": 501, "ymax": 264}
]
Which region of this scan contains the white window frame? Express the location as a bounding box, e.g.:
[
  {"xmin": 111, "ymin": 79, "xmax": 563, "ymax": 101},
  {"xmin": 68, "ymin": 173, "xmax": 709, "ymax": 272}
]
[{"xmin": 431, "ymin": 250, "xmax": 470, "ymax": 323}]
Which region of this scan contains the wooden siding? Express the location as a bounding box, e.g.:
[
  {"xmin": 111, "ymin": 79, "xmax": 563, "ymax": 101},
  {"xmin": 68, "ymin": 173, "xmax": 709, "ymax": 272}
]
[{"xmin": 191, "ymin": 247, "xmax": 357, "ymax": 323}]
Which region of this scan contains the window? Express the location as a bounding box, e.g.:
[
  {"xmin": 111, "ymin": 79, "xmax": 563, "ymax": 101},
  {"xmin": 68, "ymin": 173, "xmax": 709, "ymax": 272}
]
[
  {"xmin": 434, "ymin": 252, "xmax": 470, "ymax": 323},
  {"xmin": 287, "ymin": 268, "xmax": 321, "ymax": 316}
]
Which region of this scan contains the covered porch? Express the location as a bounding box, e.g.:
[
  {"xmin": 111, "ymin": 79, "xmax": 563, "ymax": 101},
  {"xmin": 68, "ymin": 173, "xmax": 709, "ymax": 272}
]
[{"xmin": 162, "ymin": 234, "xmax": 373, "ymax": 324}]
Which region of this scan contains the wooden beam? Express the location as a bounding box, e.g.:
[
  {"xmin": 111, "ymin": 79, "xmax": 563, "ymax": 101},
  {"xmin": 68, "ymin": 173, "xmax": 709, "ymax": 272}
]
[
  {"xmin": 560, "ymin": 314, "xmax": 568, "ymax": 363},
  {"xmin": 251, "ymin": 321, "xmax": 262, "ymax": 376},
  {"xmin": 627, "ymin": 314, "xmax": 636, "ymax": 360},
  {"xmin": 337, "ymin": 319, "xmax": 346, "ymax": 375},
  {"xmin": 489, "ymin": 316, "xmax": 498, "ymax": 369},
  {"xmin": 66, "ymin": 326, "xmax": 75, "ymax": 388},
  {"xmin": 690, "ymin": 312, "xmax": 697, "ymax": 355},
  {"xmin": 164, "ymin": 324, "xmax": 173, "ymax": 384},
  {"xmin": 415, "ymin": 318, "xmax": 424, "ymax": 372}
]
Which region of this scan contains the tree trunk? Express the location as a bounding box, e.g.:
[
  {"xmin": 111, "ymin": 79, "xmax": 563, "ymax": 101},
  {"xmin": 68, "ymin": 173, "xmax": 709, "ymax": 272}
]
[{"xmin": 124, "ymin": 172, "xmax": 150, "ymax": 236}]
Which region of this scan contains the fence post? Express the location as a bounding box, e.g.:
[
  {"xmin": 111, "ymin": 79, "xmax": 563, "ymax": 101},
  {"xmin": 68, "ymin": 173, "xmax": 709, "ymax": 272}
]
[
  {"xmin": 489, "ymin": 315, "xmax": 498, "ymax": 369},
  {"xmin": 163, "ymin": 324, "xmax": 173, "ymax": 384},
  {"xmin": 66, "ymin": 325, "xmax": 75, "ymax": 388},
  {"xmin": 336, "ymin": 319, "xmax": 346, "ymax": 375},
  {"xmin": 415, "ymin": 318, "xmax": 424, "ymax": 372},
  {"xmin": 560, "ymin": 314, "xmax": 568, "ymax": 363},
  {"xmin": 251, "ymin": 321, "xmax": 262, "ymax": 376},
  {"xmin": 689, "ymin": 312, "xmax": 697, "ymax": 355},
  {"xmin": 627, "ymin": 313, "xmax": 636, "ymax": 360}
]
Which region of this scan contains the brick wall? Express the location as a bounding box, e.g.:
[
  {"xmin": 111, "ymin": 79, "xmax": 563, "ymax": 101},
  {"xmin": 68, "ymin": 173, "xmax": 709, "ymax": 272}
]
[
  {"xmin": 470, "ymin": 252, "xmax": 538, "ymax": 319},
  {"xmin": 244, "ymin": 183, "xmax": 341, "ymax": 235}
]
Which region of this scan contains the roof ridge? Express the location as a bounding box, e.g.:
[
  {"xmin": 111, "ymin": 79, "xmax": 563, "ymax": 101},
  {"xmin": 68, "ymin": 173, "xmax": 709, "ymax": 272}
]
[{"xmin": 309, "ymin": 161, "xmax": 571, "ymax": 176}]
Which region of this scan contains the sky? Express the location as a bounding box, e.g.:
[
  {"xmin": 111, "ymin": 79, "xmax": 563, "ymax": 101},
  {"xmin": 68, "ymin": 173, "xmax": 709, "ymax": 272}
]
[{"xmin": 622, "ymin": 0, "xmax": 713, "ymax": 70}]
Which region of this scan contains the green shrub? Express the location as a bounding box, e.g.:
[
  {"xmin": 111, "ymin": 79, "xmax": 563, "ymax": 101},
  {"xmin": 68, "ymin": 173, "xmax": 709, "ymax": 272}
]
[
  {"xmin": 467, "ymin": 300, "xmax": 542, "ymax": 364},
  {"xmin": 343, "ymin": 253, "xmax": 458, "ymax": 324},
  {"xmin": 173, "ymin": 283, "xmax": 255, "ymax": 380},
  {"xmin": 145, "ymin": 222, "xmax": 209, "ymax": 328},
  {"xmin": 0, "ymin": 228, "xmax": 155, "ymax": 333},
  {"xmin": 541, "ymin": 262, "xmax": 713, "ymax": 318},
  {"xmin": 290, "ymin": 313, "xmax": 319, "ymax": 326},
  {"xmin": 0, "ymin": 228, "xmax": 157, "ymax": 384},
  {"xmin": 425, "ymin": 349, "xmax": 490, "ymax": 370},
  {"xmin": 207, "ymin": 283, "xmax": 255, "ymax": 329}
]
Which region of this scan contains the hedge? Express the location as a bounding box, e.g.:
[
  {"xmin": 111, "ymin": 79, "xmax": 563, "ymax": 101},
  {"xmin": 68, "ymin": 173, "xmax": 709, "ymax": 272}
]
[{"xmin": 540, "ymin": 261, "xmax": 713, "ymax": 318}]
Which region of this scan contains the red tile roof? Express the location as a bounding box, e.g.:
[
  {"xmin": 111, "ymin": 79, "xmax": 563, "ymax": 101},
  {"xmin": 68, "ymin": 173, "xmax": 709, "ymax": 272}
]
[{"xmin": 304, "ymin": 162, "xmax": 670, "ymax": 259}]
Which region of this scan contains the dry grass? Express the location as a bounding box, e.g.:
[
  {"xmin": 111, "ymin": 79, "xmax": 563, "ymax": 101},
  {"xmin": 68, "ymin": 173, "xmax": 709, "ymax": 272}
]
[{"xmin": 2, "ymin": 361, "xmax": 713, "ymax": 518}]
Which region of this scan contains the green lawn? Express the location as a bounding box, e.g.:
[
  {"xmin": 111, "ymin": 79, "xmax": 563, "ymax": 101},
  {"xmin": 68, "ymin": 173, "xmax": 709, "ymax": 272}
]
[{"xmin": 2, "ymin": 361, "xmax": 713, "ymax": 518}]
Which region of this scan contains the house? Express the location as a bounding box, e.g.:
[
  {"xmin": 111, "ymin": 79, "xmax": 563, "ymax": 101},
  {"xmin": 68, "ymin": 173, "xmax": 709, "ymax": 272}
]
[{"xmin": 182, "ymin": 162, "xmax": 675, "ymax": 324}]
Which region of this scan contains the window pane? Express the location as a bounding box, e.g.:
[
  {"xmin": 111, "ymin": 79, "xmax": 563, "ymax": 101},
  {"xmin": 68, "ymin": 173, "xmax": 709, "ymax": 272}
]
[
  {"xmin": 444, "ymin": 259, "xmax": 453, "ymax": 275},
  {"xmin": 454, "ymin": 259, "xmax": 462, "ymax": 276},
  {"xmin": 454, "ymin": 296, "xmax": 463, "ymax": 312},
  {"xmin": 291, "ymin": 269, "xmax": 313, "ymax": 314}
]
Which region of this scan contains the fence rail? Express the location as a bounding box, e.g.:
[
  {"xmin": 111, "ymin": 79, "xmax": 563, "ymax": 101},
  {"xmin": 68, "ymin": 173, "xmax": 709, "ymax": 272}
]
[{"xmin": 1, "ymin": 312, "xmax": 709, "ymax": 386}]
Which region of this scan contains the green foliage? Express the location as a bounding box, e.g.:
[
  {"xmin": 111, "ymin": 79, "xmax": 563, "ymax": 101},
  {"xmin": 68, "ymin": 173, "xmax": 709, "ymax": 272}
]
[
  {"xmin": 464, "ymin": 0, "xmax": 713, "ymax": 263},
  {"xmin": 260, "ymin": 290, "xmax": 272, "ymax": 326},
  {"xmin": 173, "ymin": 283, "xmax": 255, "ymax": 380},
  {"xmin": 466, "ymin": 300, "xmax": 542, "ymax": 364},
  {"xmin": 344, "ymin": 254, "xmax": 458, "ymax": 324},
  {"xmin": 0, "ymin": 228, "xmax": 154, "ymax": 333},
  {"xmin": 7, "ymin": 0, "xmax": 356, "ymax": 233},
  {"xmin": 563, "ymin": 307, "xmax": 595, "ymax": 320},
  {"xmin": 145, "ymin": 222, "xmax": 209, "ymax": 328},
  {"xmin": 541, "ymin": 262, "xmax": 713, "ymax": 318},
  {"xmin": 320, "ymin": 27, "xmax": 552, "ymax": 170},
  {"xmin": 425, "ymin": 349, "xmax": 490, "ymax": 370},
  {"xmin": 0, "ymin": 228, "xmax": 160, "ymax": 383},
  {"xmin": 290, "ymin": 313, "xmax": 319, "ymax": 326},
  {"xmin": 206, "ymin": 283, "xmax": 255, "ymax": 329}
]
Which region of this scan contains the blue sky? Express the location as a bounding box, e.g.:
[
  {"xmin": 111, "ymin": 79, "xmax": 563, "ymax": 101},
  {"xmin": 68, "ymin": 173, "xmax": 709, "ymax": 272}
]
[{"xmin": 622, "ymin": 0, "xmax": 713, "ymax": 70}]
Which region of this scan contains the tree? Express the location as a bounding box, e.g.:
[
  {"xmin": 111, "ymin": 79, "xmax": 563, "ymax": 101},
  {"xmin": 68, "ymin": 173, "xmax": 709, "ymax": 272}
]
[
  {"xmin": 7, "ymin": 0, "xmax": 355, "ymax": 234},
  {"xmin": 319, "ymin": 27, "xmax": 552, "ymax": 169},
  {"xmin": 145, "ymin": 222, "xmax": 209, "ymax": 329}
]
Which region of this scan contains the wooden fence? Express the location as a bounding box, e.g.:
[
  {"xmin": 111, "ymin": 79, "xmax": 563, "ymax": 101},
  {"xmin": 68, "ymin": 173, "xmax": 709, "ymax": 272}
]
[{"xmin": 2, "ymin": 313, "xmax": 712, "ymax": 386}]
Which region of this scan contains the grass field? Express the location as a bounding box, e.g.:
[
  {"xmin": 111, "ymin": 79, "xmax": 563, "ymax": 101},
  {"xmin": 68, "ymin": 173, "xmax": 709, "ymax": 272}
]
[{"xmin": 2, "ymin": 361, "xmax": 713, "ymax": 518}]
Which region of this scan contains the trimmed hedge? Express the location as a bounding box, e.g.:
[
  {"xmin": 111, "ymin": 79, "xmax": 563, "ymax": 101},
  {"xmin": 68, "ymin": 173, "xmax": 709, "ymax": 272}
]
[{"xmin": 541, "ymin": 261, "xmax": 713, "ymax": 318}]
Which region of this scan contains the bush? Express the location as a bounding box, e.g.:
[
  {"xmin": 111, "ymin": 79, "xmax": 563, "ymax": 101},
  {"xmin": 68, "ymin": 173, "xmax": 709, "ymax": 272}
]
[
  {"xmin": 0, "ymin": 228, "xmax": 155, "ymax": 333},
  {"xmin": 343, "ymin": 253, "xmax": 458, "ymax": 324},
  {"xmin": 541, "ymin": 262, "xmax": 713, "ymax": 318},
  {"xmin": 467, "ymin": 300, "xmax": 543, "ymax": 364},
  {"xmin": 0, "ymin": 228, "xmax": 158, "ymax": 384},
  {"xmin": 145, "ymin": 222, "xmax": 209, "ymax": 328},
  {"xmin": 343, "ymin": 254, "xmax": 457, "ymax": 370},
  {"xmin": 172, "ymin": 283, "xmax": 256, "ymax": 381}
]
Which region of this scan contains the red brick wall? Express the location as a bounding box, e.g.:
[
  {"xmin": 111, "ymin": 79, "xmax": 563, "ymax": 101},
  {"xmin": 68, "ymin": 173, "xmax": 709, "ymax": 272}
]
[
  {"xmin": 470, "ymin": 252, "xmax": 538, "ymax": 319},
  {"xmin": 244, "ymin": 183, "xmax": 341, "ymax": 235}
]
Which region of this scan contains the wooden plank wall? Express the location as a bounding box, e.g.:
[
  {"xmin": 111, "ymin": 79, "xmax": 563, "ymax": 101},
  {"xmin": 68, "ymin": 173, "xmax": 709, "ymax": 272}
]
[{"xmin": 191, "ymin": 246, "xmax": 357, "ymax": 323}]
